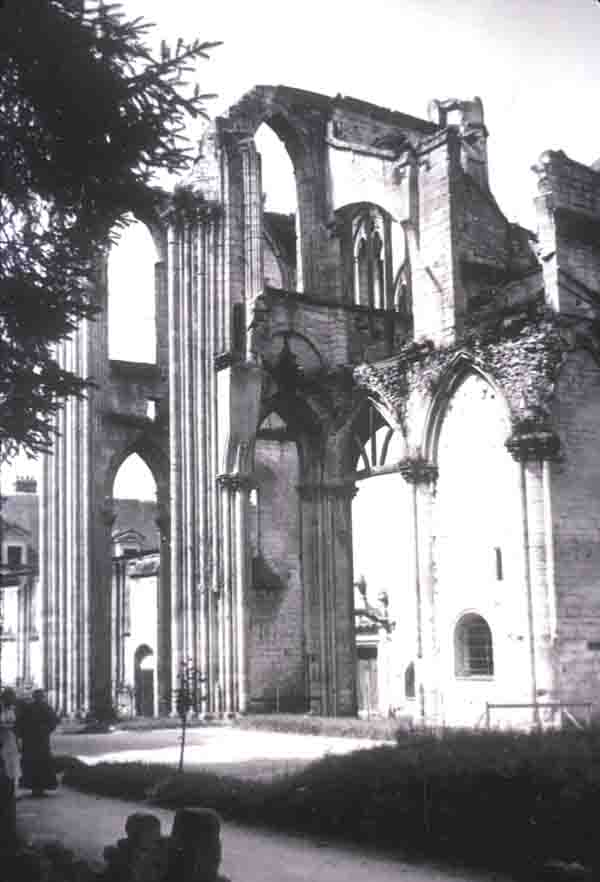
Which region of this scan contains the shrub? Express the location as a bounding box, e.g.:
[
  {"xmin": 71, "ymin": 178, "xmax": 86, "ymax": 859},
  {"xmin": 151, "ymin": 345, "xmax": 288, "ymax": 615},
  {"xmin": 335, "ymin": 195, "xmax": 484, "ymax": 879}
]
[{"xmin": 61, "ymin": 728, "xmax": 600, "ymax": 876}]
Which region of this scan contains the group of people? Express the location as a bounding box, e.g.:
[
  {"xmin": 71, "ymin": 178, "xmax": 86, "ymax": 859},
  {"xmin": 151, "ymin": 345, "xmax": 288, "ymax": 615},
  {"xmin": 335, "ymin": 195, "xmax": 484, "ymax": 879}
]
[
  {"xmin": 0, "ymin": 686, "xmax": 58, "ymax": 851},
  {"xmin": 0, "ymin": 686, "xmax": 59, "ymax": 796}
]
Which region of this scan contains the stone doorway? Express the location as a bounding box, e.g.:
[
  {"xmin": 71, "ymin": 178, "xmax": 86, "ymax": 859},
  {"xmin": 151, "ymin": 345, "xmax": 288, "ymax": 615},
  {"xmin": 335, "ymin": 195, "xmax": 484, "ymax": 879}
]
[
  {"xmin": 357, "ymin": 645, "xmax": 378, "ymax": 716},
  {"xmin": 134, "ymin": 644, "xmax": 155, "ymax": 717}
]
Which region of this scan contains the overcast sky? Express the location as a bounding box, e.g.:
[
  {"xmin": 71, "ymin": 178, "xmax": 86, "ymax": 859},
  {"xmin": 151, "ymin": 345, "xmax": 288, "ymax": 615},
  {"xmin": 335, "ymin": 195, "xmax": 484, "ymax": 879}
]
[
  {"xmin": 123, "ymin": 0, "xmax": 600, "ymax": 227},
  {"xmin": 3, "ymin": 0, "xmax": 600, "ymax": 497}
]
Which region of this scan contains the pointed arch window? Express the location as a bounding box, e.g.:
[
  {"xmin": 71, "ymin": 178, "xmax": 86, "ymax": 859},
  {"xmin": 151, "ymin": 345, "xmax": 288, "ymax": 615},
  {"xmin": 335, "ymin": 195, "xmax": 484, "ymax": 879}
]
[{"xmin": 352, "ymin": 207, "xmax": 390, "ymax": 309}]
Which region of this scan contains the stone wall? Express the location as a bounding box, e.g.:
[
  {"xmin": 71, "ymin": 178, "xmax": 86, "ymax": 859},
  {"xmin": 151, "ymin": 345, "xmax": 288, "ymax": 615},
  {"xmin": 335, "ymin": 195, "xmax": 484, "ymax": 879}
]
[
  {"xmin": 433, "ymin": 372, "xmax": 530, "ymax": 727},
  {"xmin": 553, "ymin": 349, "xmax": 600, "ymax": 706},
  {"xmin": 248, "ymin": 436, "xmax": 304, "ymax": 710}
]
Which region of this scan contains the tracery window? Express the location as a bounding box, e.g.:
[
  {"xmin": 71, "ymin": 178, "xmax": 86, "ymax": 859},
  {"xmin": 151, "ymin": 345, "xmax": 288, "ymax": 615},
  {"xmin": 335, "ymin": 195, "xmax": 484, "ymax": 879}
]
[
  {"xmin": 351, "ymin": 402, "xmax": 403, "ymax": 480},
  {"xmin": 352, "ymin": 207, "xmax": 388, "ymax": 309},
  {"xmin": 454, "ymin": 613, "xmax": 494, "ymax": 677}
]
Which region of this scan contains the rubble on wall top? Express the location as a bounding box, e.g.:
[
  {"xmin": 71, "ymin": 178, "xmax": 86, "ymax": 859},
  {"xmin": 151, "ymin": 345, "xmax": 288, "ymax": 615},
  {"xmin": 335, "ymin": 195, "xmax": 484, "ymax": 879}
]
[{"xmin": 221, "ymin": 83, "xmax": 438, "ymax": 135}]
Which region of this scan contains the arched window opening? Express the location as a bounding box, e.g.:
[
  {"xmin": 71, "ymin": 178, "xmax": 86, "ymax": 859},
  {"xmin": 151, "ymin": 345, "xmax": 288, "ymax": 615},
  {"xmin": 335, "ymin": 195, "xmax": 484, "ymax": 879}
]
[
  {"xmin": 351, "ymin": 401, "xmax": 412, "ymax": 717},
  {"xmin": 372, "ymin": 230, "xmax": 384, "ymax": 306},
  {"xmin": 351, "ymin": 207, "xmax": 390, "ymax": 309},
  {"xmin": 112, "ymin": 451, "xmax": 160, "ymax": 718},
  {"xmin": 113, "ymin": 453, "xmax": 156, "ymax": 502},
  {"xmin": 405, "ymin": 662, "xmax": 415, "ymax": 699},
  {"xmin": 454, "ymin": 614, "xmax": 494, "ymax": 677},
  {"xmin": 255, "ymin": 124, "xmax": 298, "ymax": 291},
  {"xmin": 108, "ymin": 217, "xmax": 157, "ymax": 363},
  {"xmin": 355, "ymin": 237, "xmax": 369, "ymax": 306},
  {"xmin": 351, "ymin": 403, "xmax": 403, "ymax": 480}
]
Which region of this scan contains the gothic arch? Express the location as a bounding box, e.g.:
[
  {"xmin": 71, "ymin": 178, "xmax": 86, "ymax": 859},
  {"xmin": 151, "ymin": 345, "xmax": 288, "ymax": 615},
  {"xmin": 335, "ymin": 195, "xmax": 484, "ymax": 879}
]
[
  {"xmin": 105, "ymin": 435, "xmax": 169, "ymax": 502},
  {"xmin": 422, "ymin": 353, "xmax": 511, "ymax": 465},
  {"xmin": 222, "ymin": 86, "xmax": 314, "ymax": 160}
]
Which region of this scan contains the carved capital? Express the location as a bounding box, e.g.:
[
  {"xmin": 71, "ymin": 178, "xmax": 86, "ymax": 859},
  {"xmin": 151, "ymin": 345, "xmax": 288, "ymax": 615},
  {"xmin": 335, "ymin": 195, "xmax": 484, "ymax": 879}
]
[
  {"xmin": 398, "ymin": 457, "xmax": 438, "ymax": 486},
  {"xmin": 100, "ymin": 497, "xmax": 117, "ymax": 527},
  {"xmin": 505, "ymin": 426, "xmax": 561, "ymax": 463},
  {"xmin": 217, "ymin": 473, "xmax": 255, "ymax": 493}
]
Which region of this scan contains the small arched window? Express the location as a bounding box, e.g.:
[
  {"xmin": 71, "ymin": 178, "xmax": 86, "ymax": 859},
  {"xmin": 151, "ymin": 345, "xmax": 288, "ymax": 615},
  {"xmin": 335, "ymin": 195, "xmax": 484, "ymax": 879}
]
[
  {"xmin": 454, "ymin": 613, "xmax": 494, "ymax": 677},
  {"xmin": 404, "ymin": 662, "xmax": 415, "ymax": 699}
]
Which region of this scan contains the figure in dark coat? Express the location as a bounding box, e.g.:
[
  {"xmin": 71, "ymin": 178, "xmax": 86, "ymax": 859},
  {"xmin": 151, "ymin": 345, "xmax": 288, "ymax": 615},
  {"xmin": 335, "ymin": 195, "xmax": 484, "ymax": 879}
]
[{"xmin": 17, "ymin": 689, "xmax": 59, "ymax": 796}]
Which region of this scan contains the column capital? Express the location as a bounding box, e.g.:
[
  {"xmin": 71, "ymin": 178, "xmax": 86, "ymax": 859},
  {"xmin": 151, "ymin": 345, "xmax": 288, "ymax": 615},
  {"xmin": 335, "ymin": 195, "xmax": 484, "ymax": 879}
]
[
  {"xmin": 217, "ymin": 473, "xmax": 255, "ymax": 492},
  {"xmin": 505, "ymin": 424, "xmax": 561, "ymax": 463},
  {"xmin": 398, "ymin": 457, "xmax": 438, "ymax": 486},
  {"xmin": 100, "ymin": 497, "xmax": 117, "ymax": 527}
]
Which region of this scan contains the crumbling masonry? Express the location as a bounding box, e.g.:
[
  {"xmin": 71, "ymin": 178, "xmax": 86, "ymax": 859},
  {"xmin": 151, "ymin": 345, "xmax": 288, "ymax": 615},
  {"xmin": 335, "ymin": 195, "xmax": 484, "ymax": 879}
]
[{"xmin": 41, "ymin": 85, "xmax": 600, "ymax": 727}]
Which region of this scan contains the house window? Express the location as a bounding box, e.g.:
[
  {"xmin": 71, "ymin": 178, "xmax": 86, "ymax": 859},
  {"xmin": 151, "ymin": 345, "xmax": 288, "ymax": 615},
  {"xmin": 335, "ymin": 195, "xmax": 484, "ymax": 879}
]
[
  {"xmin": 6, "ymin": 546, "xmax": 23, "ymax": 568},
  {"xmin": 455, "ymin": 613, "xmax": 494, "ymax": 677}
]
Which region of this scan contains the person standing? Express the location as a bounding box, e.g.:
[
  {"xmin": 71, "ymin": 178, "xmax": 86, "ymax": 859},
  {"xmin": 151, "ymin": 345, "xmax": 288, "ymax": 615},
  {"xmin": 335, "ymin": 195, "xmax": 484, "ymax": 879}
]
[
  {"xmin": 0, "ymin": 687, "xmax": 20, "ymax": 852},
  {"xmin": 17, "ymin": 688, "xmax": 59, "ymax": 797}
]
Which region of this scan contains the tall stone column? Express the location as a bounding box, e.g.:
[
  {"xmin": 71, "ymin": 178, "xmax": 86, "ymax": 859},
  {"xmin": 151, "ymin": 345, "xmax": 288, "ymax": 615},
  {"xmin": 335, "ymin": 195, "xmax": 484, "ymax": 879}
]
[
  {"xmin": 156, "ymin": 506, "xmax": 172, "ymax": 716},
  {"xmin": 240, "ymin": 140, "xmax": 263, "ymax": 311},
  {"xmin": 111, "ymin": 556, "xmax": 126, "ymax": 696},
  {"xmin": 299, "ymin": 481, "xmax": 357, "ymax": 716},
  {"xmin": 95, "ymin": 497, "xmax": 116, "ymax": 715},
  {"xmin": 399, "ymin": 458, "xmax": 439, "ymax": 727},
  {"xmin": 167, "ymin": 203, "xmax": 222, "ymax": 716},
  {"xmin": 217, "ymin": 474, "xmax": 252, "ymax": 714},
  {"xmin": 507, "ymin": 428, "xmax": 560, "ymax": 724},
  {"xmin": 41, "ymin": 317, "xmax": 92, "ymax": 717}
]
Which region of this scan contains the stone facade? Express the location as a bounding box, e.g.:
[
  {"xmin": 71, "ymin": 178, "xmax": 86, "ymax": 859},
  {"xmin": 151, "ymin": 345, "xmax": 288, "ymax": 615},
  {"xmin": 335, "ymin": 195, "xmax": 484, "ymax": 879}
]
[{"xmin": 37, "ymin": 84, "xmax": 600, "ymax": 727}]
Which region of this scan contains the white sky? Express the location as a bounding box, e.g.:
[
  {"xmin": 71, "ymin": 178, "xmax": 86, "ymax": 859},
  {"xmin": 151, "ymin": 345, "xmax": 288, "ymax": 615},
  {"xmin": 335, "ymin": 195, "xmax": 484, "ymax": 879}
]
[{"xmin": 3, "ymin": 0, "xmax": 600, "ymax": 498}]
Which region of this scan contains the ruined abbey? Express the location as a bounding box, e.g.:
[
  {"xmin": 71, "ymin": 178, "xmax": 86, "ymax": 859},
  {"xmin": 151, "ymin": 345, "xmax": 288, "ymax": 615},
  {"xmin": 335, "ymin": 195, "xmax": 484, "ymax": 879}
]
[{"xmin": 30, "ymin": 85, "xmax": 600, "ymax": 727}]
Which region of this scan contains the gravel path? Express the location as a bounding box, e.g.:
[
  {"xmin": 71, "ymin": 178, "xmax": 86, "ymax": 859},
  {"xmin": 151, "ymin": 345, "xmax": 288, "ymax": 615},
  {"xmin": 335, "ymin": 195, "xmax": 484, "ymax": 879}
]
[{"xmin": 17, "ymin": 787, "xmax": 514, "ymax": 882}]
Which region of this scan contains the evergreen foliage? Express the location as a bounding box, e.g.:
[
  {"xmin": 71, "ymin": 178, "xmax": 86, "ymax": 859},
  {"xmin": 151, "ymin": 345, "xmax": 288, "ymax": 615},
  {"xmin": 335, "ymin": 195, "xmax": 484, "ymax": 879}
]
[{"xmin": 0, "ymin": 0, "xmax": 219, "ymax": 459}]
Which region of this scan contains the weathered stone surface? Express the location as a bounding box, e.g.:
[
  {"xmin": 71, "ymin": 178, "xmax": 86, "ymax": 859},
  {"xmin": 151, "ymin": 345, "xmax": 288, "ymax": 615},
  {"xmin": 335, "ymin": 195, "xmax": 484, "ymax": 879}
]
[{"xmin": 31, "ymin": 82, "xmax": 600, "ymax": 728}]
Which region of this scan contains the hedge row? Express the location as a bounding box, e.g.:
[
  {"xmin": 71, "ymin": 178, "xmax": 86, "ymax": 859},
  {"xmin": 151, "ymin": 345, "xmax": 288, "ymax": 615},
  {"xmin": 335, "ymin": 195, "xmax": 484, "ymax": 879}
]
[
  {"xmin": 60, "ymin": 728, "xmax": 600, "ymax": 876},
  {"xmin": 229, "ymin": 713, "xmax": 404, "ymax": 740}
]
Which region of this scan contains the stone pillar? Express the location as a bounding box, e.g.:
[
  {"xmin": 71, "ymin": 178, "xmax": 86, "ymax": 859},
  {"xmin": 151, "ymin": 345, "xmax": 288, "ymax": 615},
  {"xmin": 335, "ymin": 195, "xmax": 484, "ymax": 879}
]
[
  {"xmin": 95, "ymin": 497, "xmax": 116, "ymax": 716},
  {"xmin": 41, "ymin": 316, "xmax": 93, "ymax": 717},
  {"xmin": 217, "ymin": 474, "xmax": 252, "ymax": 714},
  {"xmin": 169, "ymin": 808, "xmax": 223, "ymax": 882},
  {"xmin": 506, "ymin": 427, "xmax": 560, "ymax": 725},
  {"xmin": 167, "ymin": 204, "xmax": 222, "ymax": 716},
  {"xmin": 240, "ymin": 139, "xmax": 263, "ymax": 310},
  {"xmin": 399, "ymin": 458, "xmax": 439, "ymax": 727},
  {"xmin": 111, "ymin": 556, "xmax": 127, "ymax": 698},
  {"xmin": 299, "ymin": 480, "xmax": 357, "ymax": 716},
  {"xmin": 411, "ymin": 128, "xmax": 466, "ymax": 346},
  {"xmin": 156, "ymin": 506, "xmax": 172, "ymax": 717}
]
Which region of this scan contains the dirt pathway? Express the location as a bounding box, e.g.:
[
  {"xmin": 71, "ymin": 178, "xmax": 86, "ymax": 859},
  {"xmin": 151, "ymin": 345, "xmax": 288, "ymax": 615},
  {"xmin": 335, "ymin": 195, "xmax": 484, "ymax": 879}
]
[{"xmin": 17, "ymin": 787, "xmax": 514, "ymax": 882}]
